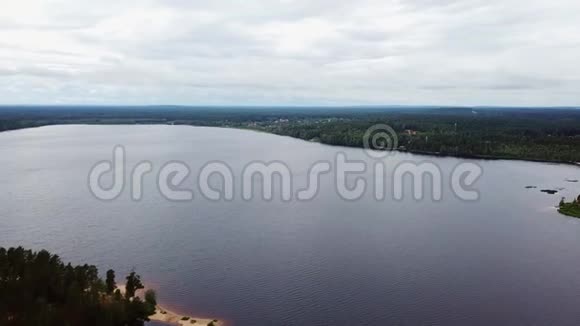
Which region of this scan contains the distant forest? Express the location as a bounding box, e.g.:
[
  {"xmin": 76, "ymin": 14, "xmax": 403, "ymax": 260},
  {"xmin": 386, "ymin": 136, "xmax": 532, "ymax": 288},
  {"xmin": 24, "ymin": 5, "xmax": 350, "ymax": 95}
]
[{"xmin": 1, "ymin": 106, "xmax": 579, "ymax": 163}]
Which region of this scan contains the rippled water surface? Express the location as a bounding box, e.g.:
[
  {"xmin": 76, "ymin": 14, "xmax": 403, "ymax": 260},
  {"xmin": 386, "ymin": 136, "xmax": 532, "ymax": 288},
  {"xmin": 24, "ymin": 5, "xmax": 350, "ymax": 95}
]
[{"xmin": 1, "ymin": 125, "xmax": 580, "ymax": 325}]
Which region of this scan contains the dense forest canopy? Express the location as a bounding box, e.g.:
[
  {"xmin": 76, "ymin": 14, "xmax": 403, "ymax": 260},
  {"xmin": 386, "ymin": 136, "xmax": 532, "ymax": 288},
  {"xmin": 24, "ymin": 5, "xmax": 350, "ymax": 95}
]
[
  {"xmin": 0, "ymin": 106, "xmax": 579, "ymax": 162},
  {"xmin": 0, "ymin": 247, "xmax": 156, "ymax": 326}
]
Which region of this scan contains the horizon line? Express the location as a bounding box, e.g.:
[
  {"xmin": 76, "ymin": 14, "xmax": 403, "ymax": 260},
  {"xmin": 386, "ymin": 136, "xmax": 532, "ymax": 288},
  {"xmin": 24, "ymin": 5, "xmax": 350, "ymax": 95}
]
[{"xmin": 0, "ymin": 104, "xmax": 579, "ymax": 109}]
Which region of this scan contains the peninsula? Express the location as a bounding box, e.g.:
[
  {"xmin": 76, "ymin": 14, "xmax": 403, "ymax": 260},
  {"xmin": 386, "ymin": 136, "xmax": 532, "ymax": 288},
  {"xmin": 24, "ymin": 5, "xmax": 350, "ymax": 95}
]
[{"xmin": 558, "ymin": 195, "xmax": 580, "ymax": 218}]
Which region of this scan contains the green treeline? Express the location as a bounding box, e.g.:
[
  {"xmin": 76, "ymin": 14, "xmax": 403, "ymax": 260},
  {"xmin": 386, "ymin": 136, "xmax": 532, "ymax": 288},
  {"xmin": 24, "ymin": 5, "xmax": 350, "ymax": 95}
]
[
  {"xmin": 1, "ymin": 106, "xmax": 579, "ymax": 163},
  {"xmin": 0, "ymin": 247, "xmax": 156, "ymax": 326},
  {"xmin": 252, "ymin": 110, "xmax": 580, "ymax": 162}
]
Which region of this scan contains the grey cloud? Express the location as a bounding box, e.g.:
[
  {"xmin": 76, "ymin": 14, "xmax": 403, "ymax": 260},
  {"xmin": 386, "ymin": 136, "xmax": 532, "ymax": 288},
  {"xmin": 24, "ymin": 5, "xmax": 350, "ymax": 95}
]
[
  {"xmin": 0, "ymin": 67, "xmax": 75, "ymax": 78},
  {"xmin": 0, "ymin": 0, "xmax": 579, "ymax": 105}
]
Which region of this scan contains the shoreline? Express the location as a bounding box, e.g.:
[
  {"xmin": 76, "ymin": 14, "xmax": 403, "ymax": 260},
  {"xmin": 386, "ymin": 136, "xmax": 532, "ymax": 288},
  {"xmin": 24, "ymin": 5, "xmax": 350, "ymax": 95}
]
[
  {"xmin": 116, "ymin": 285, "xmax": 223, "ymax": 326},
  {"xmin": 149, "ymin": 305, "xmax": 221, "ymax": 326},
  {"xmin": 267, "ymin": 133, "xmax": 580, "ymax": 167},
  {"xmin": 1, "ymin": 122, "xmax": 579, "ymax": 167}
]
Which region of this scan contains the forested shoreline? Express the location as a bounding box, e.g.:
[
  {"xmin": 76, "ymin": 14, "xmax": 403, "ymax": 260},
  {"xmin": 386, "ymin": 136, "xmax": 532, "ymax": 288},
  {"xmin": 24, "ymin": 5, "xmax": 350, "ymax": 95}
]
[
  {"xmin": 0, "ymin": 247, "xmax": 156, "ymax": 326},
  {"xmin": 1, "ymin": 106, "xmax": 579, "ymax": 163}
]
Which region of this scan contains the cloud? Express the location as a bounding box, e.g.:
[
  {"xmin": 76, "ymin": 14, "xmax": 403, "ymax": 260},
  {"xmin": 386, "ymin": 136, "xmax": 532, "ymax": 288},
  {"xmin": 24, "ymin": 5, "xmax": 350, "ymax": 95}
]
[{"xmin": 0, "ymin": 0, "xmax": 579, "ymax": 105}]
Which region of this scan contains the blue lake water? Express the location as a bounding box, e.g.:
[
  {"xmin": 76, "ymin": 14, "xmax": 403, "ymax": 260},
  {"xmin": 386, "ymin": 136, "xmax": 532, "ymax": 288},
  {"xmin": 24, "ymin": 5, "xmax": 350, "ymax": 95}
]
[{"xmin": 1, "ymin": 125, "xmax": 579, "ymax": 325}]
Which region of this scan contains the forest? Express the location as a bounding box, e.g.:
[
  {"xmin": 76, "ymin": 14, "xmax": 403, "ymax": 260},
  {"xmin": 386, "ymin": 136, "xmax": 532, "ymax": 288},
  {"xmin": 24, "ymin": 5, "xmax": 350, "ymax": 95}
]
[
  {"xmin": 0, "ymin": 247, "xmax": 156, "ymax": 326},
  {"xmin": 255, "ymin": 108, "xmax": 580, "ymax": 162},
  {"xmin": 1, "ymin": 106, "xmax": 579, "ymax": 163}
]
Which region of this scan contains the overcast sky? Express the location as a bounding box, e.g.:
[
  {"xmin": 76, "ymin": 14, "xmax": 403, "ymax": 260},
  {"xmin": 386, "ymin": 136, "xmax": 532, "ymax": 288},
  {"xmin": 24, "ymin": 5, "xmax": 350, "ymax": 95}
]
[{"xmin": 1, "ymin": 0, "xmax": 579, "ymax": 106}]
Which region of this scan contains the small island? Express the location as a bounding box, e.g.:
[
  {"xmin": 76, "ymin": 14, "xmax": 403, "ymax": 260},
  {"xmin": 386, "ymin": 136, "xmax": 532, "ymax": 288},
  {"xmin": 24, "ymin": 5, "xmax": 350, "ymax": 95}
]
[
  {"xmin": 558, "ymin": 195, "xmax": 580, "ymax": 218},
  {"xmin": 542, "ymin": 189, "xmax": 559, "ymax": 195}
]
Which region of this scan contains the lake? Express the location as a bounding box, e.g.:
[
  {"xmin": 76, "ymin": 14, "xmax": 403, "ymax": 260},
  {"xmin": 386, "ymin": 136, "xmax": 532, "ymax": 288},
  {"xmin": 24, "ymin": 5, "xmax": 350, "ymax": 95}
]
[{"xmin": 1, "ymin": 125, "xmax": 579, "ymax": 325}]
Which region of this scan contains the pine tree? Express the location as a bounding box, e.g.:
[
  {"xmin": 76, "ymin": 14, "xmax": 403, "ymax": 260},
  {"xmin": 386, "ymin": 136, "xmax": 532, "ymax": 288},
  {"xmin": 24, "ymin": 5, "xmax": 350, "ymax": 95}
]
[
  {"xmin": 106, "ymin": 269, "xmax": 116, "ymax": 294},
  {"xmin": 125, "ymin": 271, "xmax": 144, "ymax": 299}
]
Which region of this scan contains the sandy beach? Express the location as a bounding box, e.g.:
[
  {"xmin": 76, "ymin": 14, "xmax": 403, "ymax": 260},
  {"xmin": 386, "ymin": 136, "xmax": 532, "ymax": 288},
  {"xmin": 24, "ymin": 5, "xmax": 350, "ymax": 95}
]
[
  {"xmin": 149, "ymin": 306, "xmax": 220, "ymax": 326},
  {"xmin": 116, "ymin": 284, "xmax": 221, "ymax": 326}
]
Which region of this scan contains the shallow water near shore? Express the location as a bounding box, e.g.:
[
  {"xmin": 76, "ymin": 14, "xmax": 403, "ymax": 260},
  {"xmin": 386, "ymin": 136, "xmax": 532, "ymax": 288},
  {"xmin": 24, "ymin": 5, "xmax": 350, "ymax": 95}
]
[{"xmin": 1, "ymin": 125, "xmax": 580, "ymax": 325}]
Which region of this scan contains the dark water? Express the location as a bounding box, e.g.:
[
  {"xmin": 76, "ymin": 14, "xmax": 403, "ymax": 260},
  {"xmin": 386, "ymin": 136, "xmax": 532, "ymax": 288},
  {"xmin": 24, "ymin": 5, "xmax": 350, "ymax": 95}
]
[{"xmin": 1, "ymin": 125, "xmax": 580, "ymax": 326}]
